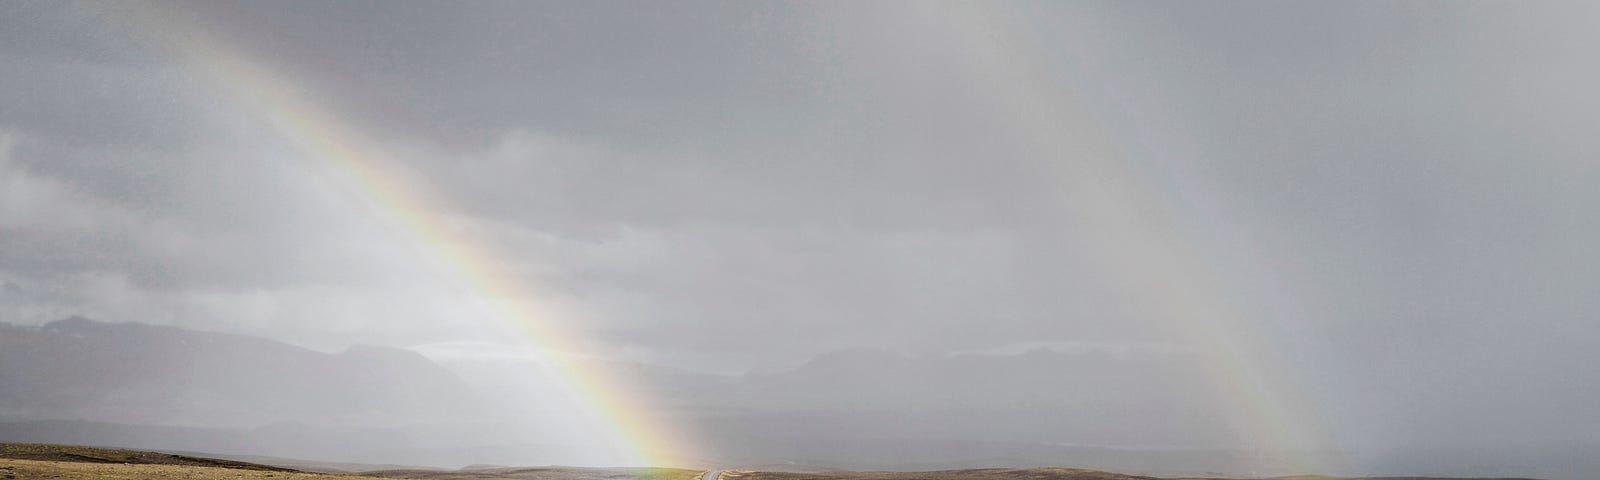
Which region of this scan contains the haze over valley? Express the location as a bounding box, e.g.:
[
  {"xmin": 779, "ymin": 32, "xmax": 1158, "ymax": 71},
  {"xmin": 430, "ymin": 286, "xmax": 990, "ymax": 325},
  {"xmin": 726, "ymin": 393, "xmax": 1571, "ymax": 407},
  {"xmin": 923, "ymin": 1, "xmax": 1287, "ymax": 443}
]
[{"xmin": 2, "ymin": 1, "xmax": 1597, "ymax": 479}]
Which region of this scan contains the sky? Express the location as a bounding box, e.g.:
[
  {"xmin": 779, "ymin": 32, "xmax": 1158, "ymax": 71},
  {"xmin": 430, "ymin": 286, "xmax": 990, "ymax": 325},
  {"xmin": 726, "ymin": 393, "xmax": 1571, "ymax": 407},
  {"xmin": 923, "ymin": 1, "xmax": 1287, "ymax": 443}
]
[{"xmin": 2, "ymin": 0, "xmax": 1598, "ymax": 475}]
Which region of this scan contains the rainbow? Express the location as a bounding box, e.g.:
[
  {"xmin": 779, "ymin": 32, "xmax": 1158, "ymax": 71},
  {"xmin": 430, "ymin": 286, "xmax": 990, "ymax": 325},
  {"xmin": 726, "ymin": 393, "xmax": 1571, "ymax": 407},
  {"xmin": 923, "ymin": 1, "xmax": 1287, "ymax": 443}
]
[
  {"xmin": 111, "ymin": 4, "xmax": 703, "ymax": 469},
  {"xmin": 931, "ymin": 2, "xmax": 1340, "ymax": 473},
  {"xmin": 107, "ymin": 2, "xmax": 1338, "ymax": 475}
]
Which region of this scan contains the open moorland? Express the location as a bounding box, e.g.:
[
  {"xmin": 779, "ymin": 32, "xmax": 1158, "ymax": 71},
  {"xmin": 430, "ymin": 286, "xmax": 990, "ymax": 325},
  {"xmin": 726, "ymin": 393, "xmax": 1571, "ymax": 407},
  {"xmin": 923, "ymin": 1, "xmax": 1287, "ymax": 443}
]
[
  {"xmin": 0, "ymin": 444, "xmax": 1542, "ymax": 480},
  {"xmin": 0, "ymin": 443, "xmax": 365, "ymax": 479},
  {"xmin": 0, "ymin": 443, "xmax": 703, "ymax": 480}
]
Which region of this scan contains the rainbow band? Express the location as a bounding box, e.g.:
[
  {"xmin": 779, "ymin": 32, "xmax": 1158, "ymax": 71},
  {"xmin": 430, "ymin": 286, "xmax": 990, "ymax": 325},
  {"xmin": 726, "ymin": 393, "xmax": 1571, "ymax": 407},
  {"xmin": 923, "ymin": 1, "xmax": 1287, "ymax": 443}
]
[
  {"xmin": 112, "ymin": 2, "xmax": 1334, "ymax": 474},
  {"xmin": 937, "ymin": 3, "xmax": 1336, "ymax": 473},
  {"xmin": 117, "ymin": 4, "xmax": 699, "ymax": 468}
]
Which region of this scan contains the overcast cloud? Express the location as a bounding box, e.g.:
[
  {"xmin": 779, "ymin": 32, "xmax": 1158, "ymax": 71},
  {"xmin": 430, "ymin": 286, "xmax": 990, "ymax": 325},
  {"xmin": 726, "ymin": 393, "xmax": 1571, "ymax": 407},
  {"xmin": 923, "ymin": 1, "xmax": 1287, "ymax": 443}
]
[{"xmin": 3, "ymin": 1, "xmax": 1598, "ymax": 475}]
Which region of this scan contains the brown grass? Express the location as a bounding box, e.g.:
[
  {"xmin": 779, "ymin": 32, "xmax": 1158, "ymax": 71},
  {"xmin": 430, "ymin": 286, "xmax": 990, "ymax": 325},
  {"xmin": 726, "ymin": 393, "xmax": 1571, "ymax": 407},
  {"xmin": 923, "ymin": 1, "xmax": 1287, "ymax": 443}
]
[
  {"xmin": 0, "ymin": 444, "xmax": 707, "ymax": 480},
  {"xmin": 0, "ymin": 443, "xmax": 296, "ymax": 472},
  {"xmin": 0, "ymin": 458, "xmax": 389, "ymax": 480}
]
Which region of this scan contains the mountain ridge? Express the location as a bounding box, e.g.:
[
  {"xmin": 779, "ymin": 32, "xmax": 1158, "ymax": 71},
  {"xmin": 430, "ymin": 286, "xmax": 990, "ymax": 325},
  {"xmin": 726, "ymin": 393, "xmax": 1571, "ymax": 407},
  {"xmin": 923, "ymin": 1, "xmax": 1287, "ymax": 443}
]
[{"xmin": 0, "ymin": 317, "xmax": 482, "ymax": 428}]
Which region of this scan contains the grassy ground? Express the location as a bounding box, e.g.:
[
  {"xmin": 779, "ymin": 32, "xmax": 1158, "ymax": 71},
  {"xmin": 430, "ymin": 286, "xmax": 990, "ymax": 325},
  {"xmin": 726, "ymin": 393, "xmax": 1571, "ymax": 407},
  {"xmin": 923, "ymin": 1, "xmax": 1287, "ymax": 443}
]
[
  {"xmin": 0, "ymin": 458, "xmax": 704, "ymax": 480},
  {"xmin": 0, "ymin": 458, "xmax": 387, "ymax": 480},
  {"xmin": 0, "ymin": 443, "xmax": 704, "ymax": 480},
  {"xmin": 0, "ymin": 444, "xmax": 1540, "ymax": 480},
  {"xmin": 0, "ymin": 443, "xmax": 296, "ymax": 472}
]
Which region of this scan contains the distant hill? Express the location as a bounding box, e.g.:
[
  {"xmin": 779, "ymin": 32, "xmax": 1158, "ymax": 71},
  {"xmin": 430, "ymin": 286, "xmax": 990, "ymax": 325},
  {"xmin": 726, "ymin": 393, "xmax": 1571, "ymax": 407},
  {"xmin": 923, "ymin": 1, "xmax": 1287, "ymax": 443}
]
[
  {"xmin": 0, "ymin": 442, "xmax": 293, "ymax": 472},
  {"xmin": 0, "ymin": 320, "xmax": 1578, "ymax": 477},
  {"xmin": 0, "ymin": 317, "xmax": 481, "ymax": 428},
  {"xmin": 0, "ymin": 319, "xmax": 544, "ymax": 466}
]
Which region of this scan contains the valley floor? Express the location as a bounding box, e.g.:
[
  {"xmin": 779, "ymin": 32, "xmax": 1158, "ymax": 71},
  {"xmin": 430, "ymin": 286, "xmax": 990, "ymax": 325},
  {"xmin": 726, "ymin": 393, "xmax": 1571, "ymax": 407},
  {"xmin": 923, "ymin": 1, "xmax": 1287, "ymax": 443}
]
[
  {"xmin": 0, "ymin": 443, "xmax": 1543, "ymax": 480},
  {"xmin": 0, "ymin": 458, "xmax": 386, "ymax": 480}
]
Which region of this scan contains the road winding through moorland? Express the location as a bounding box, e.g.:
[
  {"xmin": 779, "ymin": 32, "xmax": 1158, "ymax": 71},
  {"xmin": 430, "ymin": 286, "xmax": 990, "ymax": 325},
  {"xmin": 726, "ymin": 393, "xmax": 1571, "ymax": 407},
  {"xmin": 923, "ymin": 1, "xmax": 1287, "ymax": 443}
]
[{"xmin": 700, "ymin": 470, "xmax": 722, "ymax": 480}]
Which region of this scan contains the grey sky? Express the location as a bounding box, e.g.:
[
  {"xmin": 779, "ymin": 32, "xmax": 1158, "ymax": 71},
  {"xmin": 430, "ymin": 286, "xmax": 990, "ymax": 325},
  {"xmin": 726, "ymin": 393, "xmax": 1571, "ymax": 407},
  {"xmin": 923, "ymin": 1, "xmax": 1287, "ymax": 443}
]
[{"xmin": 2, "ymin": 0, "xmax": 1598, "ymax": 474}]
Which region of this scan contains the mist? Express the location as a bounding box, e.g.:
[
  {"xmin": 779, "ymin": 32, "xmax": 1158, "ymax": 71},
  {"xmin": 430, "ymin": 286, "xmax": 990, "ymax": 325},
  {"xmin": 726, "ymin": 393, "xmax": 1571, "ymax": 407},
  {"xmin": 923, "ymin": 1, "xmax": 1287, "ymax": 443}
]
[{"xmin": 2, "ymin": 2, "xmax": 1597, "ymax": 480}]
